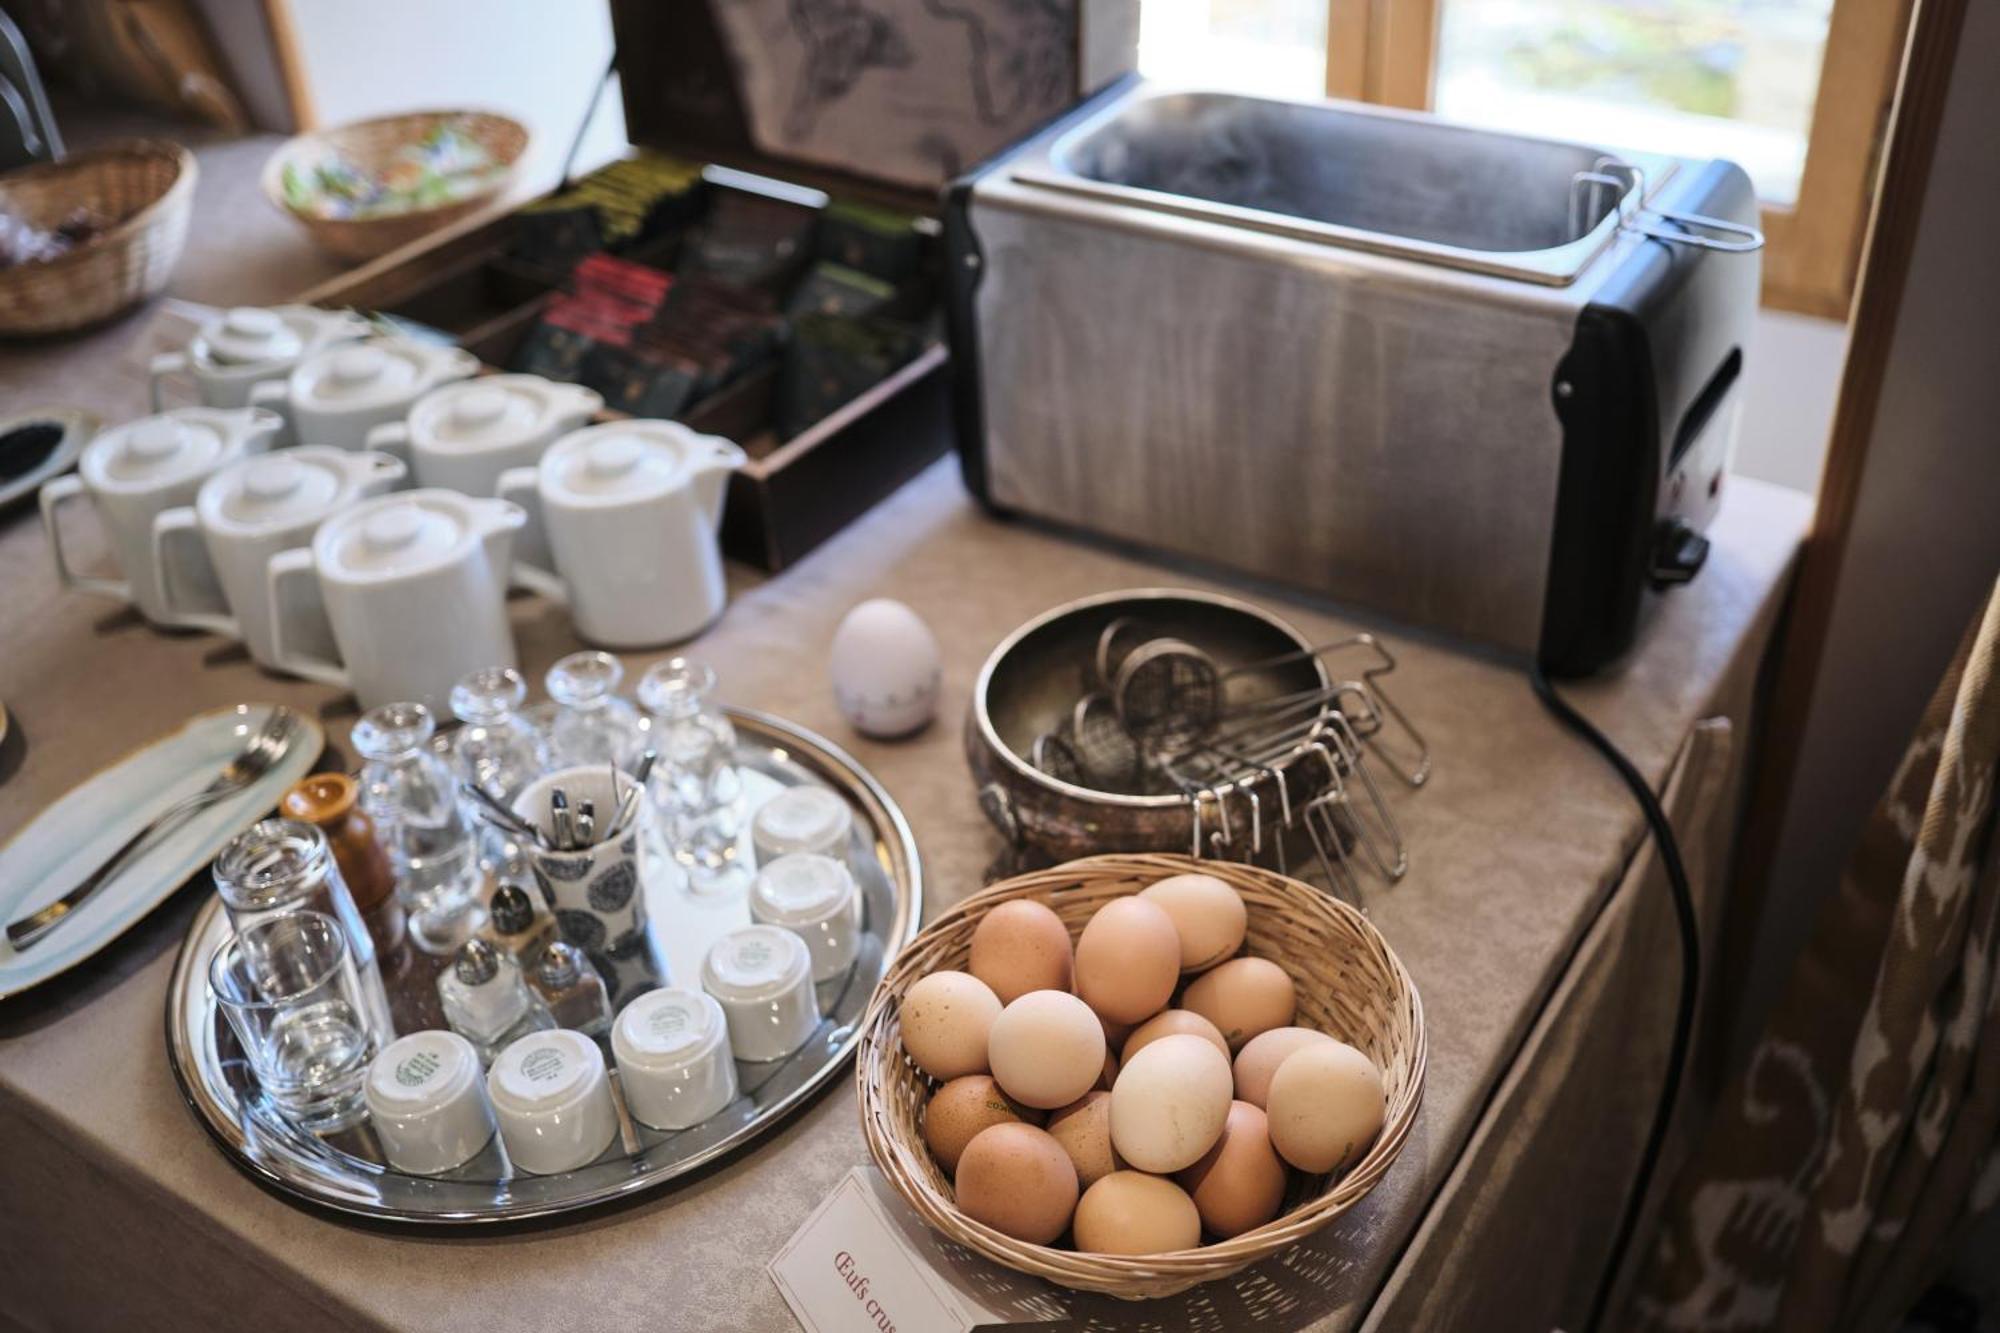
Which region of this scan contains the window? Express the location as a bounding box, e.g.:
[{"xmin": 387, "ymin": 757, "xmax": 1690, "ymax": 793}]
[{"xmin": 1135, "ymin": 0, "xmax": 1916, "ymax": 316}]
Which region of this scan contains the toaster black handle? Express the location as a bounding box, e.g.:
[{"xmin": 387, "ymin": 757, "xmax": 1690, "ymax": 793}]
[{"xmin": 1539, "ymin": 159, "xmax": 1760, "ymax": 677}]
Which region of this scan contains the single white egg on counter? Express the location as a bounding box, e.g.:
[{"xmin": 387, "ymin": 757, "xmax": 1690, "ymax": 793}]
[{"xmin": 829, "ymin": 598, "xmax": 941, "ymax": 739}]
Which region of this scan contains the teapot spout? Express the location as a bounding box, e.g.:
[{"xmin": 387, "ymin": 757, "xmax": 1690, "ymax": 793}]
[{"xmin": 691, "ymin": 436, "xmax": 747, "ymax": 526}]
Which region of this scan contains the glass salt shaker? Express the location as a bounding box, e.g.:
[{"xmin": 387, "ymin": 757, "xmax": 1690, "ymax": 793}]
[
  {"xmin": 437, "ymin": 939, "xmax": 554, "ymax": 1066},
  {"xmin": 529, "ymin": 942, "xmax": 612, "ymax": 1037},
  {"xmin": 638, "ymin": 656, "xmax": 743, "ymax": 888},
  {"xmin": 353, "ymin": 702, "xmax": 486, "ymax": 955},
  {"xmin": 481, "ymin": 882, "xmax": 555, "ymax": 965},
  {"xmin": 544, "ymin": 651, "xmax": 641, "ymax": 770},
  {"xmin": 450, "ymin": 666, "xmax": 548, "ymax": 805}
]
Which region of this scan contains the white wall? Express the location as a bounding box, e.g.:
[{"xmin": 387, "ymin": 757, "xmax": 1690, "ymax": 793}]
[
  {"xmin": 284, "ymin": 0, "xmax": 628, "ymax": 196},
  {"xmin": 1735, "ymin": 310, "xmax": 1847, "ymax": 494}
]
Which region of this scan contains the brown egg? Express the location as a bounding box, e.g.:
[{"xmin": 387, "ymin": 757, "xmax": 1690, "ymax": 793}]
[
  {"xmin": 1181, "ymin": 957, "xmax": 1296, "ymax": 1051},
  {"xmin": 967, "ymin": 899, "xmax": 1075, "ymax": 1004},
  {"xmin": 1073, "ymin": 896, "xmax": 1181, "ymax": 1025},
  {"xmin": 1097, "ymin": 1045, "xmax": 1119, "ymax": 1092},
  {"xmin": 1123, "ymin": 1009, "xmax": 1230, "ymax": 1065},
  {"xmin": 1266, "ymin": 1041, "xmax": 1386, "ymax": 1173},
  {"xmin": 1233, "ymin": 1026, "xmax": 1340, "ymax": 1108},
  {"xmin": 924, "ymin": 1075, "xmax": 1043, "ymax": 1174},
  {"xmin": 1072, "ymin": 1172, "xmax": 1202, "ymax": 1255},
  {"xmin": 1139, "ymin": 873, "xmax": 1248, "ymax": 972},
  {"xmin": 1110, "ymin": 1033, "xmax": 1234, "ymax": 1173},
  {"xmin": 987, "ymin": 990, "xmax": 1106, "ymax": 1109},
  {"xmin": 954, "ymin": 1122, "xmax": 1079, "ymax": 1244},
  {"xmin": 899, "ymin": 971, "xmax": 1002, "ymax": 1079},
  {"xmin": 1046, "ymin": 1090, "xmax": 1123, "ymax": 1188},
  {"xmin": 1177, "ymin": 1100, "xmax": 1288, "ymax": 1237}
]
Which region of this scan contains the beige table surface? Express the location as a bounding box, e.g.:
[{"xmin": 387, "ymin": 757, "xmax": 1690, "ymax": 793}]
[{"xmin": 0, "ymin": 121, "xmax": 1813, "ymax": 1333}]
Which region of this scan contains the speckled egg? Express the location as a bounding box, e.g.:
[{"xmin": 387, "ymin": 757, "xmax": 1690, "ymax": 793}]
[
  {"xmin": 1046, "ymin": 1090, "xmax": 1122, "ymax": 1189},
  {"xmin": 924, "ymin": 1074, "xmax": 1043, "ymax": 1174},
  {"xmin": 967, "ymin": 899, "xmax": 1074, "ymax": 1004},
  {"xmin": 899, "ymin": 970, "xmax": 1001, "ymax": 1080},
  {"xmin": 954, "ymin": 1122, "xmax": 1079, "ymax": 1244}
]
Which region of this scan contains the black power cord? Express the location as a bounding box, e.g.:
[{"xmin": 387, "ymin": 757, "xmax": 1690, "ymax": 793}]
[{"xmin": 1528, "ymin": 662, "xmax": 1700, "ymax": 1333}]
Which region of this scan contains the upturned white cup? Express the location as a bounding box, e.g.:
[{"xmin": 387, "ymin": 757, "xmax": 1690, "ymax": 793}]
[
  {"xmin": 148, "ymin": 305, "xmax": 371, "ymax": 411},
  {"xmin": 249, "ymin": 337, "xmax": 479, "ymax": 449},
  {"xmin": 150, "ymin": 447, "xmax": 408, "ymax": 670},
  {"xmin": 365, "ymin": 375, "xmax": 602, "ymax": 495},
  {"xmin": 262, "ymin": 488, "xmax": 526, "ymax": 713},
  {"xmin": 39, "ymin": 406, "xmax": 284, "ymax": 625},
  {"xmin": 497, "ymin": 421, "xmax": 745, "ymax": 649}
]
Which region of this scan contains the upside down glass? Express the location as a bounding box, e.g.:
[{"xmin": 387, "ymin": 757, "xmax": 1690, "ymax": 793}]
[
  {"xmin": 638, "ymin": 656, "xmax": 743, "ymax": 894},
  {"xmin": 353, "ymin": 702, "xmax": 486, "ymax": 954},
  {"xmin": 209, "ymin": 911, "xmax": 380, "ymax": 1132}
]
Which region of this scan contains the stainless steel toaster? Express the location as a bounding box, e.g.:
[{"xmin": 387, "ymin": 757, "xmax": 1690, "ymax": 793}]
[{"xmin": 944, "ymin": 80, "xmax": 1762, "ymax": 674}]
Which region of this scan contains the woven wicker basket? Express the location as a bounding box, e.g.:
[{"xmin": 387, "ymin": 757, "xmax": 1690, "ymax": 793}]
[
  {"xmin": 857, "ymin": 853, "xmax": 1425, "ymax": 1300},
  {"xmin": 0, "ymin": 139, "xmax": 195, "ymax": 337},
  {"xmin": 262, "ymin": 110, "xmax": 528, "ymax": 263}
]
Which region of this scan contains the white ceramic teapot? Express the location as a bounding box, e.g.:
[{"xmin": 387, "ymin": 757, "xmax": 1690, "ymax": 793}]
[
  {"xmin": 148, "ymin": 305, "xmax": 372, "ymax": 411},
  {"xmin": 39, "ymin": 407, "xmax": 285, "ymax": 624},
  {"xmin": 249, "ymin": 337, "xmax": 479, "ymax": 449},
  {"xmin": 497, "ymin": 421, "xmax": 745, "ymax": 649},
  {"xmin": 365, "ymin": 374, "xmax": 602, "ymax": 495},
  {"xmin": 263, "ymin": 489, "xmax": 526, "ymax": 713},
  {"xmin": 150, "ymin": 447, "xmax": 409, "ymax": 670}
]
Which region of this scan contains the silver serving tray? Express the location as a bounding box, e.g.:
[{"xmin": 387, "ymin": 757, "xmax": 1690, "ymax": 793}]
[{"xmin": 165, "ymin": 707, "xmax": 921, "ymax": 1224}]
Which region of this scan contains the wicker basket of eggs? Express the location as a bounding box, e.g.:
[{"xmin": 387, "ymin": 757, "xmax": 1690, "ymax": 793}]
[{"xmin": 855, "ymin": 853, "xmax": 1425, "ymax": 1299}]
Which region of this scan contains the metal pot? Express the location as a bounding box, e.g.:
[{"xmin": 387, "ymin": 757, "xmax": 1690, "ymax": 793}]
[{"xmin": 966, "ymin": 588, "xmax": 1335, "ymax": 868}]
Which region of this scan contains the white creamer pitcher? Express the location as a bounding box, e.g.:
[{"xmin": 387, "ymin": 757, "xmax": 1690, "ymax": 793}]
[
  {"xmin": 365, "ymin": 374, "xmax": 601, "ymax": 495},
  {"xmin": 497, "ymin": 421, "xmax": 744, "ymax": 649},
  {"xmin": 250, "ymin": 337, "xmax": 479, "ymax": 449},
  {"xmin": 148, "ymin": 305, "xmax": 372, "ymax": 410},
  {"xmin": 39, "ymin": 406, "xmax": 284, "ymax": 624},
  {"xmin": 150, "ymin": 447, "xmax": 409, "ymax": 670},
  {"xmin": 264, "ymin": 489, "xmax": 526, "ymax": 713}
]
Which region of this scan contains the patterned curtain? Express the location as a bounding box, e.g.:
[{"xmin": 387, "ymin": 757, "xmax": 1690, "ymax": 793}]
[{"xmin": 1633, "ymin": 576, "xmax": 2000, "ymax": 1332}]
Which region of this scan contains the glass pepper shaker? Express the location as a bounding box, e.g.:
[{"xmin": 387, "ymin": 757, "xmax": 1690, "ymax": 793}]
[
  {"xmin": 529, "ymin": 942, "xmax": 612, "ymax": 1037},
  {"xmin": 450, "ymin": 666, "xmax": 548, "ymax": 806},
  {"xmin": 544, "ymin": 651, "xmax": 641, "ymax": 770},
  {"xmin": 481, "ymin": 882, "xmax": 555, "ymax": 966},
  {"xmin": 436, "ymin": 938, "xmax": 554, "ymax": 1066},
  {"xmin": 353, "ymin": 702, "xmax": 486, "ymax": 955},
  {"xmin": 280, "ymin": 772, "xmax": 407, "ymax": 962},
  {"xmin": 212, "ymin": 818, "xmax": 397, "ymax": 1045},
  {"xmin": 638, "ymin": 656, "xmax": 742, "ymax": 887}
]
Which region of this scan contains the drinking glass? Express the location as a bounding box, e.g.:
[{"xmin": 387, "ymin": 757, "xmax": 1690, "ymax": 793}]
[
  {"xmin": 638, "ymin": 656, "xmax": 744, "ymax": 891},
  {"xmin": 212, "ymin": 818, "xmax": 395, "ymax": 1043},
  {"xmin": 353, "ymin": 702, "xmax": 485, "ymax": 954},
  {"xmin": 544, "ymin": 651, "xmax": 641, "ymax": 770},
  {"xmin": 209, "ymin": 911, "xmax": 378, "ymax": 1132}
]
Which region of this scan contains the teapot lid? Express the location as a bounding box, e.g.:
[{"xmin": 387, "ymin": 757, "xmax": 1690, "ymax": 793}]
[
  {"xmin": 315, "ymin": 489, "xmax": 515, "ymax": 582},
  {"xmin": 540, "ymin": 420, "xmax": 729, "ymax": 507},
  {"xmin": 408, "ymin": 375, "xmax": 592, "ymax": 454},
  {"xmin": 199, "ymin": 447, "xmax": 401, "ymax": 536},
  {"xmin": 199, "ymin": 307, "xmax": 305, "ymax": 367},
  {"xmin": 292, "ymin": 339, "xmax": 473, "ymax": 413},
  {"xmin": 81, "ymin": 409, "xmax": 269, "ymax": 494}
]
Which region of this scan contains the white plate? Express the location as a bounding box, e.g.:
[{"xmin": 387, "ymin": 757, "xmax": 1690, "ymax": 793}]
[{"xmin": 0, "ymin": 703, "xmax": 324, "ymax": 1000}]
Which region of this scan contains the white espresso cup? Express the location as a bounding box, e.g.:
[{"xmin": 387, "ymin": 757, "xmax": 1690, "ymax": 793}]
[{"xmin": 497, "ymin": 420, "xmax": 745, "ymax": 650}]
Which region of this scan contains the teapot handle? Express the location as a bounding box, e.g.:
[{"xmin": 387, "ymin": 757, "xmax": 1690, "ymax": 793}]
[
  {"xmin": 264, "ymin": 547, "xmax": 349, "ymax": 688},
  {"xmin": 39, "ymin": 475, "xmax": 130, "ymax": 604},
  {"xmin": 364, "ymin": 421, "xmax": 415, "ymax": 470},
  {"xmin": 246, "ymin": 381, "xmax": 296, "ymax": 447},
  {"xmin": 495, "ymin": 465, "xmax": 565, "ymax": 601},
  {"xmin": 150, "ymin": 507, "xmax": 237, "ymax": 635},
  {"xmin": 148, "ymin": 352, "xmax": 189, "ymax": 412}
]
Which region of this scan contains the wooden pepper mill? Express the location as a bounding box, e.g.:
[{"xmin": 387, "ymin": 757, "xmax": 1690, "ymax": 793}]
[{"xmin": 280, "ymin": 772, "xmax": 407, "ymax": 959}]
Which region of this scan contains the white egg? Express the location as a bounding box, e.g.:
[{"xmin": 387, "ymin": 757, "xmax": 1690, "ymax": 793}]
[{"xmin": 829, "ymin": 599, "xmax": 942, "ymax": 739}]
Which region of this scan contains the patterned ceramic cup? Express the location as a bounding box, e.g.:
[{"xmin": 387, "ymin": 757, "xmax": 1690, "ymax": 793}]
[{"xmin": 512, "ymin": 765, "xmax": 659, "ymax": 1004}]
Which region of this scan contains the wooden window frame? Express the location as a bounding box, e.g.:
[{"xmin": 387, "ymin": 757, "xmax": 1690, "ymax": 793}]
[{"xmin": 1323, "ymin": 0, "xmax": 1916, "ymax": 317}]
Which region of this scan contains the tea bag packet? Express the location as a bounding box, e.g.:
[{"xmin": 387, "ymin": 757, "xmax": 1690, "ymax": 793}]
[
  {"xmin": 683, "ymin": 187, "xmax": 821, "ymax": 291},
  {"xmin": 815, "ymin": 199, "xmax": 931, "ymax": 287},
  {"xmin": 783, "ymin": 261, "xmax": 895, "ymax": 322},
  {"xmin": 583, "ymin": 342, "xmax": 703, "ymax": 419},
  {"xmin": 509, "ymin": 152, "xmax": 704, "ymax": 273},
  {"xmin": 776, "ymin": 313, "xmax": 924, "ymax": 439},
  {"xmin": 511, "ymin": 254, "xmax": 674, "ymax": 383}
]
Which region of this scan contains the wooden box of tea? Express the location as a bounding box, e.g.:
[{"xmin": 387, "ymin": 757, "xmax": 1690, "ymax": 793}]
[{"xmin": 296, "ymin": 0, "xmax": 1140, "ymax": 570}]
